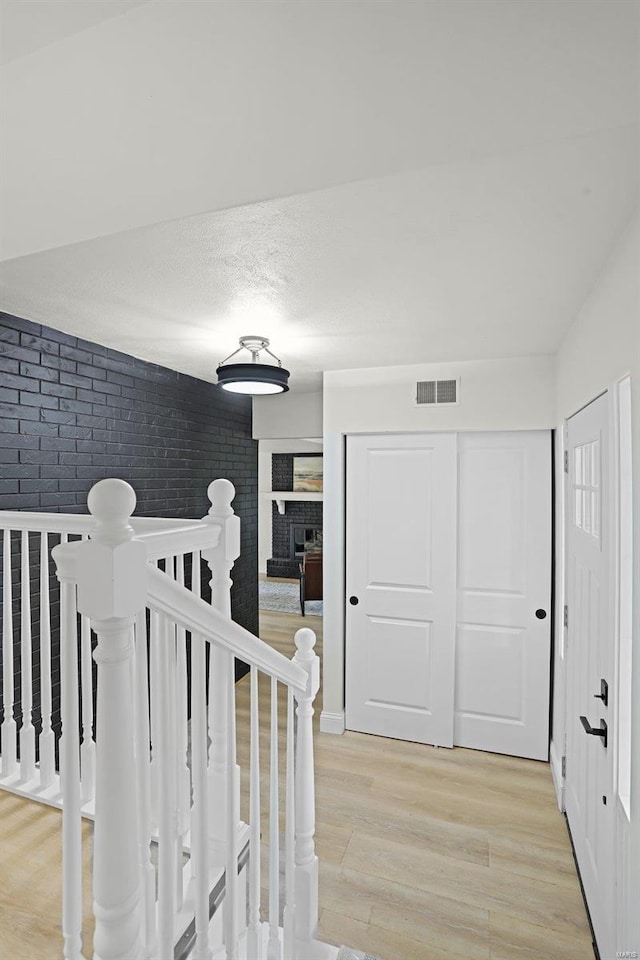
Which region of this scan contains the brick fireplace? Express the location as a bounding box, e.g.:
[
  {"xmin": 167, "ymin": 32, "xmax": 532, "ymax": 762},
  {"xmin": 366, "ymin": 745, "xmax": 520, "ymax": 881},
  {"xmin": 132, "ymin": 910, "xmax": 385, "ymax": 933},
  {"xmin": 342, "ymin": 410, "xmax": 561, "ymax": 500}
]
[{"xmin": 266, "ymin": 452, "xmax": 323, "ymax": 578}]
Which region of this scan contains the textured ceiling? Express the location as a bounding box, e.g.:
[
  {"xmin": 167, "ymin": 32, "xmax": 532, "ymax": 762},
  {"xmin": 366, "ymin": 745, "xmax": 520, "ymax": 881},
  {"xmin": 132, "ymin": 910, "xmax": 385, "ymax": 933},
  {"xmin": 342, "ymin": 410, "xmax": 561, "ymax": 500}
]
[
  {"xmin": 1, "ymin": 126, "xmax": 636, "ymax": 391},
  {"xmin": 0, "ymin": 0, "xmax": 638, "ymax": 392}
]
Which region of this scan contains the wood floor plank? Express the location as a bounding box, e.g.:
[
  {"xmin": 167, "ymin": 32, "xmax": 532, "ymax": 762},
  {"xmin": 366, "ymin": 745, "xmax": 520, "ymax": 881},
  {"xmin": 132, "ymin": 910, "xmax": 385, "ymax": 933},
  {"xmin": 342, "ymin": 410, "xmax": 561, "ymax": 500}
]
[
  {"xmin": 341, "ymin": 830, "xmax": 590, "ymax": 940},
  {"xmin": 489, "ymin": 910, "xmax": 595, "ymax": 960}
]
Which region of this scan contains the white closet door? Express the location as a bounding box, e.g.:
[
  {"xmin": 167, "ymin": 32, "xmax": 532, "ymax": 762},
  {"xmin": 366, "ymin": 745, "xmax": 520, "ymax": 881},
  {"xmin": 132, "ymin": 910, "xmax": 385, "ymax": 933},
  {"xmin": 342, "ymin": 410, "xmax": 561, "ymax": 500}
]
[
  {"xmin": 345, "ymin": 430, "xmax": 552, "ymax": 760},
  {"xmin": 345, "ymin": 433, "xmax": 457, "ymax": 746},
  {"xmin": 455, "ymin": 432, "xmax": 552, "ymax": 761}
]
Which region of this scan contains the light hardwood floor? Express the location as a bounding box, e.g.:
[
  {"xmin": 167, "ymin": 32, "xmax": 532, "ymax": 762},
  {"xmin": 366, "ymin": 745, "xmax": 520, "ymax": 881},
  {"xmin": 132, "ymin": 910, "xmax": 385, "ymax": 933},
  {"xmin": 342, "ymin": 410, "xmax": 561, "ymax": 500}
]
[{"xmin": 0, "ymin": 606, "xmax": 594, "ymax": 960}]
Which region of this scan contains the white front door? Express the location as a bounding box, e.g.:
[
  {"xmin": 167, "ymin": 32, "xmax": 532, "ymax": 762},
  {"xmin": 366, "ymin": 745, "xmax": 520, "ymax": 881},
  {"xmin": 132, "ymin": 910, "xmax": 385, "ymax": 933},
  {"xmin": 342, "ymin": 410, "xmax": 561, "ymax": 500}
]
[
  {"xmin": 565, "ymin": 393, "xmax": 615, "ymax": 958},
  {"xmin": 345, "ymin": 430, "xmax": 552, "ymax": 760},
  {"xmin": 455, "ymin": 432, "xmax": 552, "ymax": 761},
  {"xmin": 345, "ymin": 433, "xmax": 457, "ymax": 745}
]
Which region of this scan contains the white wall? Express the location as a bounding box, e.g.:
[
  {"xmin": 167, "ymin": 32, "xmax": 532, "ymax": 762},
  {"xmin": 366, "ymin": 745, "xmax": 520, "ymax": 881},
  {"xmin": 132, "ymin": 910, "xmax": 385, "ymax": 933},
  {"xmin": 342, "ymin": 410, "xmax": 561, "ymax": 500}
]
[
  {"xmin": 253, "ymin": 391, "xmax": 322, "ymax": 440},
  {"xmin": 553, "ymin": 212, "xmax": 639, "ymax": 953},
  {"xmin": 321, "ymin": 354, "xmax": 556, "ymax": 730}
]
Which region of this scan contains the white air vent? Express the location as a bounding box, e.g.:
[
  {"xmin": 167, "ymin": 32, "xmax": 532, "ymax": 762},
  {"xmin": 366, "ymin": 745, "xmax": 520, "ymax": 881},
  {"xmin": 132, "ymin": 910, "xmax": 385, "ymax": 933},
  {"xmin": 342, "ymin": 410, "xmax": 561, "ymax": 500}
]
[{"xmin": 416, "ymin": 378, "xmax": 459, "ymax": 406}]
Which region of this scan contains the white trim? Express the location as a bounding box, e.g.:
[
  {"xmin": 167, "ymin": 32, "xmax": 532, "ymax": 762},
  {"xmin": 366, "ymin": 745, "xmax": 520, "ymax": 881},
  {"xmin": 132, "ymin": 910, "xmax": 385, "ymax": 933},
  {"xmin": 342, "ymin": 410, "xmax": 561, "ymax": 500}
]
[
  {"xmin": 549, "ymin": 739, "xmax": 565, "ymax": 811},
  {"xmin": 319, "ymin": 711, "xmax": 345, "ymax": 735}
]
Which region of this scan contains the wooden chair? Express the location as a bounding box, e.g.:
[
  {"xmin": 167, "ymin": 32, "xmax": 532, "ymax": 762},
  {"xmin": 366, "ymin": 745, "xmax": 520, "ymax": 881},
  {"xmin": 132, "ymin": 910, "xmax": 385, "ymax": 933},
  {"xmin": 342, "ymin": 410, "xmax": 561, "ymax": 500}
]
[{"xmin": 299, "ymin": 551, "xmax": 322, "ymax": 615}]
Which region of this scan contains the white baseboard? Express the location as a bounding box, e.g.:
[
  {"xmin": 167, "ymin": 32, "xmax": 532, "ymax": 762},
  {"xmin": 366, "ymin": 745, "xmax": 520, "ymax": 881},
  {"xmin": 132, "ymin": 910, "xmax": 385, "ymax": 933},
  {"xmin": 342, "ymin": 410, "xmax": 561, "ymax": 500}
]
[
  {"xmin": 319, "ymin": 710, "xmax": 345, "ymax": 735},
  {"xmin": 550, "ymin": 739, "xmax": 565, "ymax": 811}
]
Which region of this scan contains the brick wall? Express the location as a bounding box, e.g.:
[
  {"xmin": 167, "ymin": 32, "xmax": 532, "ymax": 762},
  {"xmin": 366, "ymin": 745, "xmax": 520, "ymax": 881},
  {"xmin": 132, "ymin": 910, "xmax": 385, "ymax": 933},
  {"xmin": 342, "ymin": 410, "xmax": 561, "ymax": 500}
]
[{"xmin": 0, "ymin": 311, "xmax": 258, "ymax": 745}]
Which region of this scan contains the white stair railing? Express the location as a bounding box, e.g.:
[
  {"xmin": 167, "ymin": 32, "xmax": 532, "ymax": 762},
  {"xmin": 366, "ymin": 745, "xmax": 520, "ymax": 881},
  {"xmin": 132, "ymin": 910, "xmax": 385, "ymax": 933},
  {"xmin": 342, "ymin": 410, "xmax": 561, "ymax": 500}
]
[
  {"xmin": 0, "ymin": 511, "xmax": 219, "ymax": 805},
  {"xmin": 1, "ymin": 478, "xmax": 326, "ymax": 960}
]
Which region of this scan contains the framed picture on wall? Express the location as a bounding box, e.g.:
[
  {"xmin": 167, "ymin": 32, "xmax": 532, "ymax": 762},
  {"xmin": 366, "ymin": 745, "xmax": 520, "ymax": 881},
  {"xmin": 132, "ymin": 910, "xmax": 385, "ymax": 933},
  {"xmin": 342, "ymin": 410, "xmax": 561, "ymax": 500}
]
[{"xmin": 293, "ymin": 456, "xmax": 323, "ymax": 492}]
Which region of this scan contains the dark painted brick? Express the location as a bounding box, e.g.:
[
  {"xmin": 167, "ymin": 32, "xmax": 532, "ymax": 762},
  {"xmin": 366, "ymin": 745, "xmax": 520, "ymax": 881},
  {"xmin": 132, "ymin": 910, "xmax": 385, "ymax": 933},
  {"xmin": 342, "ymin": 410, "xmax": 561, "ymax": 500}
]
[
  {"xmin": 60, "ymin": 371, "xmax": 91, "ymax": 389},
  {"xmin": 20, "ymin": 449, "xmax": 59, "ymax": 464},
  {"xmin": 59, "ymin": 426, "xmax": 92, "ymax": 440},
  {"xmin": 42, "ymin": 381, "xmax": 75, "ymax": 400},
  {"xmin": 20, "ymin": 362, "xmax": 59, "ymax": 382},
  {"xmin": 41, "ymin": 409, "xmax": 76, "ymax": 425},
  {"xmin": 20, "ymin": 479, "xmax": 59, "ymax": 494},
  {"xmin": 41, "ymin": 437, "xmax": 76, "ymax": 452},
  {"xmin": 60, "ymin": 398, "xmax": 92, "ymax": 415},
  {"xmin": 40, "ymin": 327, "xmax": 76, "ymax": 346},
  {"xmin": 0, "ymin": 326, "xmax": 19, "ymax": 344},
  {"xmin": 20, "ymin": 333, "xmax": 59, "ymax": 356},
  {"xmin": 79, "ymin": 362, "xmax": 104, "ymax": 380},
  {"xmin": 0, "ymin": 314, "xmax": 40, "ymax": 335},
  {"xmin": 41, "ymin": 353, "xmax": 76, "ymax": 373},
  {"xmin": 40, "ymin": 492, "xmax": 75, "ymax": 507},
  {"xmin": 20, "ymin": 391, "xmax": 59, "ymax": 409},
  {"xmin": 20, "ymin": 420, "xmax": 58, "ymax": 436},
  {"xmin": 4, "ymin": 404, "xmax": 40, "ymax": 422},
  {"xmin": 0, "ymin": 493, "xmax": 40, "ymax": 508},
  {"xmin": 92, "ymin": 379, "xmax": 120, "ymax": 396},
  {"xmin": 0, "ymin": 464, "xmax": 34, "ymax": 479},
  {"xmin": 1, "ymin": 373, "xmax": 33, "ymax": 392},
  {"xmin": 0, "ymin": 343, "xmax": 40, "ymax": 364},
  {"xmin": 59, "ymin": 345, "xmax": 94, "ymax": 364},
  {"xmin": 0, "ymin": 356, "xmax": 20, "ymax": 374}
]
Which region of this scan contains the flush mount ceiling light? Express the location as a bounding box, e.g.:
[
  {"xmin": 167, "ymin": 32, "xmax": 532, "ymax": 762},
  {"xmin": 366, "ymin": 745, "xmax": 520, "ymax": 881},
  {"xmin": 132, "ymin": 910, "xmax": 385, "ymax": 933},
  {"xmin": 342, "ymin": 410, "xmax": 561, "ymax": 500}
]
[{"xmin": 216, "ymin": 336, "xmax": 290, "ymax": 395}]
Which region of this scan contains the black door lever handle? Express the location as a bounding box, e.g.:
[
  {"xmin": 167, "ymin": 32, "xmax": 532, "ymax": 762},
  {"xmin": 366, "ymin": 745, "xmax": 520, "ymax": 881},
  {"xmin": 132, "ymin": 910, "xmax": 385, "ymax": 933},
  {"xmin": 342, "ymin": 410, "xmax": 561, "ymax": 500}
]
[
  {"xmin": 593, "ymin": 678, "xmax": 608, "ymax": 707},
  {"xmin": 580, "ymin": 715, "xmax": 608, "ymax": 749}
]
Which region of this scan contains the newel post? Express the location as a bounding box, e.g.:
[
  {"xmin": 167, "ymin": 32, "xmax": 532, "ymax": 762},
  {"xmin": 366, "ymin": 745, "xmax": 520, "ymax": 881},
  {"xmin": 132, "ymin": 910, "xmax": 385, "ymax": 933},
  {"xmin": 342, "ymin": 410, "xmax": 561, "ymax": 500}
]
[
  {"xmin": 201, "ymin": 479, "xmax": 241, "ymax": 860},
  {"xmin": 293, "ymin": 627, "xmax": 320, "ymax": 949},
  {"xmin": 77, "ymin": 479, "xmax": 146, "ymax": 960}
]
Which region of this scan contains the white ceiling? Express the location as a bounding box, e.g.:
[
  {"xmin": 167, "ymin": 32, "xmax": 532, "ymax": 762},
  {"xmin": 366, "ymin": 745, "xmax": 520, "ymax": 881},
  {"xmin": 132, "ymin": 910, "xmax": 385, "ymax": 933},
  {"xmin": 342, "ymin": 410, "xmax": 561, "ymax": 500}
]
[
  {"xmin": 0, "ymin": 0, "xmax": 147, "ymax": 65},
  {"xmin": 0, "ymin": 0, "xmax": 638, "ymax": 392}
]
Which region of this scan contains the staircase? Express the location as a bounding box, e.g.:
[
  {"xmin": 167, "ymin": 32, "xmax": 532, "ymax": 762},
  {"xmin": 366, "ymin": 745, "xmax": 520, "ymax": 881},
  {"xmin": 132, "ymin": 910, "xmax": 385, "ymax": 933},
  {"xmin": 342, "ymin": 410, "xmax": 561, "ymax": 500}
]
[{"xmin": 0, "ymin": 478, "xmax": 335, "ymax": 960}]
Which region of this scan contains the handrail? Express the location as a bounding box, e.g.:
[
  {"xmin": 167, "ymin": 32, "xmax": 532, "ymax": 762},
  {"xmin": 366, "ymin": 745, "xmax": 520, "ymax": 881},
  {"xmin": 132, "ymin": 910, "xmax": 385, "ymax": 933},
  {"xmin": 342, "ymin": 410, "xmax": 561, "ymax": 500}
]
[
  {"xmin": 0, "ymin": 511, "xmax": 220, "ymax": 560},
  {"xmin": 0, "ymin": 510, "xmax": 207, "ymax": 534},
  {"xmin": 133, "ymin": 522, "xmax": 220, "ymax": 560},
  {"xmin": 146, "ymin": 566, "xmax": 308, "ymax": 692}
]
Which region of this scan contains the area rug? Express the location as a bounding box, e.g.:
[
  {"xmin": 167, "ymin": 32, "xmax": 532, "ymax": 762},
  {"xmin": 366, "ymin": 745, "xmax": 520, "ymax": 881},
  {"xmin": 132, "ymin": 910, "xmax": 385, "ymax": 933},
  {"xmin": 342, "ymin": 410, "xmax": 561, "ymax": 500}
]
[{"xmin": 259, "ymin": 578, "xmax": 323, "ymax": 617}]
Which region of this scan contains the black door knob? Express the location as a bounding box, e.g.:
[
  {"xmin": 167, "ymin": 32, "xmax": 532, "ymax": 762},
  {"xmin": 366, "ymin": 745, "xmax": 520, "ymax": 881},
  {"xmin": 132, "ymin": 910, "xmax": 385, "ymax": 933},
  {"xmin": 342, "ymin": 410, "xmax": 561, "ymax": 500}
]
[
  {"xmin": 535, "ymin": 609, "xmax": 547, "ymax": 619},
  {"xmin": 349, "ymin": 596, "xmax": 359, "ymax": 606}
]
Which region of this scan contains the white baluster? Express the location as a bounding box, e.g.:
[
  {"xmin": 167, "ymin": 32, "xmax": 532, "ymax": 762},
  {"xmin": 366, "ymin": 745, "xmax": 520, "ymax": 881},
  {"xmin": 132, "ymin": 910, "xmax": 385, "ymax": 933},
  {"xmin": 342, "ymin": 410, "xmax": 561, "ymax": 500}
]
[
  {"xmin": 175, "ymin": 554, "xmax": 191, "ymax": 836},
  {"xmin": 224, "ymin": 656, "xmax": 239, "ymax": 960},
  {"xmin": 293, "ymin": 628, "xmax": 320, "ymax": 952},
  {"xmin": 267, "ymin": 676, "xmax": 281, "ymax": 960},
  {"xmin": 283, "ymin": 686, "xmax": 296, "ymax": 960},
  {"xmin": 20, "ymin": 530, "xmax": 36, "ymax": 781},
  {"xmin": 2, "ymin": 529, "xmax": 17, "ymax": 777},
  {"xmin": 189, "ymin": 553, "xmax": 212, "ymax": 960},
  {"xmin": 156, "ymin": 612, "xmax": 177, "ymax": 960},
  {"xmin": 53, "ymin": 542, "xmax": 84, "ymax": 960},
  {"xmin": 38, "ymin": 531, "xmax": 56, "ymax": 789},
  {"xmin": 64, "ymin": 478, "xmax": 146, "ymax": 960},
  {"xmin": 79, "ymin": 533, "xmax": 95, "ymax": 804},
  {"xmin": 202, "ymin": 480, "xmax": 241, "ymax": 864},
  {"xmin": 247, "ymin": 666, "xmax": 262, "ymax": 960},
  {"xmin": 134, "ymin": 609, "xmax": 155, "ymax": 957},
  {"xmin": 149, "ymin": 606, "xmax": 161, "ymax": 830},
  {"xmin": 160, "ymin": 584, "xmax": 183, "ymax": 914}
]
